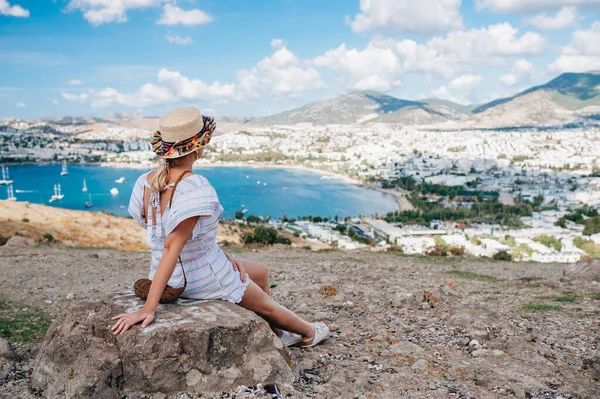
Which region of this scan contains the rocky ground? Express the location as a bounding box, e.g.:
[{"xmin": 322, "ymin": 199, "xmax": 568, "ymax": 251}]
[{"xmin": 0, "ymin": 237, "xmax": 599, "ymax": 398}]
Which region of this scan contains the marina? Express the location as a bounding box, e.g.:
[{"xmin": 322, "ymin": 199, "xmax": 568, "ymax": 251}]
[{"xmin": 0, "ymin": 164, "xmax": 397, "ymax": 218}]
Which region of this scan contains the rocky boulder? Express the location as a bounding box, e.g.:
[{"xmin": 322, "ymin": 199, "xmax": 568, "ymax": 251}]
[
  {"xmin": 31, "ymin": 294, "xmax": 293, "ymax": 398},
  {"xmin": 561, "ymin": 258, "xmax": 600, "ymax": 283}
]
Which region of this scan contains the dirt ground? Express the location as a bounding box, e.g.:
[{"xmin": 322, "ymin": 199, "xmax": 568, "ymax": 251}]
[{"xmin": 1, "ymin": 240, "xmax": 599, "ymax": 398}]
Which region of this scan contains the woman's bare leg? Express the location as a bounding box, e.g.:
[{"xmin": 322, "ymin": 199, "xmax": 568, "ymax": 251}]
[
  {"xmin": 237, "ymin": 280, "xmax": 315, "ymax": 339},
  {"xmin": 239, "ymin": 260, "xmax": 271, "ymax": 295}
]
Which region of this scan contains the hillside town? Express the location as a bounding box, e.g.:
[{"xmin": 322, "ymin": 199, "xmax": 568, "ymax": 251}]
[{"xmin": 1, "ymin": 117, "xmax": 600, "ymax": 263}]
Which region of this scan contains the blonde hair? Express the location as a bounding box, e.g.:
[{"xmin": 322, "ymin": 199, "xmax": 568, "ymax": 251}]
[
  {"xmin": 151, "ymin": 150, "xmax": 199, "ymax": 192},
  {"xmin": 150, "ymin": 159, "xmax": 174, "ymax": 192}
]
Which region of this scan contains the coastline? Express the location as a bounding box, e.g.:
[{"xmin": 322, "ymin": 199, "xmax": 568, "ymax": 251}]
[{"xmin": 6, "ymin": 160, "xmax": 404, "ymax": 212}]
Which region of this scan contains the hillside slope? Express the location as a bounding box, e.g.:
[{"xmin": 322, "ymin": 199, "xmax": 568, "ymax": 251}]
[
  {"xmin": 0, "ymin": 244, "xmax": 598, "ymax": 398},
  {"xmin": 249, "ymin": 92, "xmax": 467, "ymax": 125},
  {"xmin": 468, "ymin": 72, "xmax": 600, "ymax": 127}
]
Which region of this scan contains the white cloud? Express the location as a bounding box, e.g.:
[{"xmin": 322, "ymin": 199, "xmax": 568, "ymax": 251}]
[
  {"xmin": 237, "ymin": 45, "xmax": 324, "ymax": 98},
  {"xmin": 61, "ymin": 44, "xmax": 323, "ymax": 108},
  {"xmin": 430, "ymin": 86, "xmax": 470, "ymax": 105},
  {"xmin": 270, "ymin": 39, "xmax": 284, "ymax": 49},
  {"xmin": 500, "ymin": 59, "xmax": 535, "ymax": 86},
  {"xmin": 157, "ymin": 69, "xmax": 236, "ymax": 101},
  {"xmin": 66, "ymin": 0, "xmax": 164, "ymax": 25},
  {"xmin": 475, "ymin": 0, "xmax": 600, "ymax": 13},
  {"xmin": 46, "ymin": 98, "xmax": 59, "ymax": 105},
  {"xmin": 313, "ymin": 42, "xmax": 402, "ymax": 91},
  {"xmin": 524, "ymin": 6, "xmax": 579, "ymax": 30},
  {"xmin": 68, "ymin": 79, "xmax": 84, "ymax": 86},
  {"xmin": 16, "ymin": 102, "xmax": 26, "ymax": 108},
  {"xmin": 549, "ymin": 22, "xmax": 600, "ymax": 73},
  {"xmin": 314, "ymin": 23, "xmax": 545, "ymax": 90},
  {"xmin": 61, "ymin": 92, "xmax": 88, "ymax": 102},
  {"xmin": 430, "ymin": 74, "xmax": 483, "ymax": 104},
  {"xmin": 165, "ymin": 35, "xmax": 193, "ymax": 45},
  {"xmin": 0, "ymin": 0, "xmax": 29, "ymax": 17},
  {"xmin": 448, "ymin": 74, "xmax": 483, "ymax": 90},
  {"xmin": 157, "ymin": 4, "xmax": 212, "ymax": 26},
  {"xmin": 348, "ymin": 0, "xmax": 463, "ymax": 34}
]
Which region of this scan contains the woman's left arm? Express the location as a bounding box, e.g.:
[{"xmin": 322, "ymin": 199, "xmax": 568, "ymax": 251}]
[{"xmin": 111, "ymin": 215, "xmax": 200, "ymax": 335}]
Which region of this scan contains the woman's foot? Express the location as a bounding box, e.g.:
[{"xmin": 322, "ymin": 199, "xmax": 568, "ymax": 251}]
[
  {"xmin": 301, "ymin": 322, "xmax": 329, "ymax": 347},
  {"xmin": 280, "ymin": 330, "xmax": 302, "ymax": 347}
]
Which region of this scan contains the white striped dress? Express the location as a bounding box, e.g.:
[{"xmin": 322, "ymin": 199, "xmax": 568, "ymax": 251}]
[{"xmin": 128, "ymin": 171, "xmax": 249, "ymax": 302}]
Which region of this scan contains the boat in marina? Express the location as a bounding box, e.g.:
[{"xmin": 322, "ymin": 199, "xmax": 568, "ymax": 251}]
[
  {"xmin": 49, "ymin": 184, "xmax": 64, "ymax": 202},
  {"xmin": 110, "ymin": 188, "xmax": 119, "ymax": 196},
  {"xmin": 82, "ymin": 179, "xmax": 88, "ymax": 193},
  {"xmin": 60, "ymin": 161, "xmax": 68, "ymax": 176},
  {"xmin": 115, "ymin": 177, "xmax": 125, "ymax": 184},
  {"xmin": 6, "ymin": 184, "xmax": 16, "ymax": 201},
  {"xmin": 84, "ymin": 194, "xmax": 93, "ymax": 208},
  {"xmin": 0, "ymin": 166, "xmax": 13, "ymax": 185}
]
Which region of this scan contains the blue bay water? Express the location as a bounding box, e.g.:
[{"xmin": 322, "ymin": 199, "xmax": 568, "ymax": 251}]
[{"xmin": 2, "ymin": 165, "xmax": 397, "ymax": 219}]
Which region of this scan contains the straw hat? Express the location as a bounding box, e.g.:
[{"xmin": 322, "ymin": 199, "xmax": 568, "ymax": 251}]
[{"xmin": 151, "ymin": 107, "xmax": 216, "ymax": 159}]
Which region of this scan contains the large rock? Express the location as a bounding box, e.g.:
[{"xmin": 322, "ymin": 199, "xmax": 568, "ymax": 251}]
[
  {"xmin": 561, "ymin": 258, "xmax": 600, "ymax": 283},
  {"xmin": 31, "ymin": 294, "xmax": 293, "ymax": 398}
]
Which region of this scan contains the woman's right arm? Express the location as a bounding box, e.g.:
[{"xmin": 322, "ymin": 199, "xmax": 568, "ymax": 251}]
[{"xmin": 111, "ymin": 215, "xmax": 199, "ymax": 335}]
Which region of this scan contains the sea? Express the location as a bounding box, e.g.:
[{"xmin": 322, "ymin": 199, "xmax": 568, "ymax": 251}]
[{"xmin": 2, "ymin": 164, "xmax": 397, "ymax": 219}]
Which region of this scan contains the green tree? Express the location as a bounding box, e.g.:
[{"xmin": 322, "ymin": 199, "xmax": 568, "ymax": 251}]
[
  {"xmin": 234, "ymin": 210, "xmax": 244, "ymax": 220},
  {"xmin": 583, "ymin": 216, "xmax": 600, "ymax": 236}
]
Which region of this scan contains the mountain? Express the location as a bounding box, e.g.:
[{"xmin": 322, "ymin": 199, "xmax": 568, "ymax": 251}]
[
  {"xmin": 466, "ymin": 72, "xmax": 600, "ymax": 128},
  {"xmin": 249, "ymin": 91, "xmax": 469, "ymax": 126}
]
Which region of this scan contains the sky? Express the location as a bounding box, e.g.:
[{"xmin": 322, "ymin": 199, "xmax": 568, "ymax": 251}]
[{"xmin": 1, "ymin": 0, "xmax": 600, "ymax": 119}]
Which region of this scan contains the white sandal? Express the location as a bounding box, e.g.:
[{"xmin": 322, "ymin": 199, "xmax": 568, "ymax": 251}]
[
  {"xmin": 301, "ymin": 322, "xmax": 329, "ymax": 347},
  {"xmin": 280, "ymin": 330, "xmax": 302, "ymax": 347}
]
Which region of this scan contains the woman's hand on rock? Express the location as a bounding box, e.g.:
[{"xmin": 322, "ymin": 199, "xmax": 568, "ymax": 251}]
[{"xmin": 111, "ymin": 308, "xmax": 156, "ymax": 335}]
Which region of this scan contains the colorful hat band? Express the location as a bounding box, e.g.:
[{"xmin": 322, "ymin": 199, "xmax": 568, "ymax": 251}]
[{"xmin": 151, "ymin": 116, "xmax": 216, "ymax": 158}]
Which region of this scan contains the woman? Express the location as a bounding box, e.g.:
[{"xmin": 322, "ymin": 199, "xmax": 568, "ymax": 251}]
[{"xmin": 111, "ymin": 107, "xmax": 328, "ymax": 348}]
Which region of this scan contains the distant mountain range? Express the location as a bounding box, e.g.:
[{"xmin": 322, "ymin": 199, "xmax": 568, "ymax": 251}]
[
  {"xmin": 16, "ymin": 72, "xmax": 600, "ymax": 130},
  {"xmin": 249, "ymin": 72, "xmax": 600, "ymax": 128}
]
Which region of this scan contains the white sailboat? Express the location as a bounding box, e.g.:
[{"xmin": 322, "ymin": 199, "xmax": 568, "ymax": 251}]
[
  {"xmin": 60, "ymin": 161, "xmax": 68, "ymax": 176},
  {"xmin": 6, "ymin": 184, "xmax": 16, "ymax": 201},
  {"xmin": 0, "ymin": 166, "xmax": 13, "ymax": 185},
  {"xmin": 84, "ymin": 194, "xmax": 93, "ymax": 208},
  {"xmin": 49, "ymin": 184, "xmax": 64, "ymax": 202},
  {"xmin": 82, "ymin": 179, "xmax": 88, "ymax": 193},
  {"xmin": 110, "ymin": 187, "xmax": 119, "ymax": 196},
  {"xmin": 114, "ymin": 177, "xmax": 125, "ymax": 184}
]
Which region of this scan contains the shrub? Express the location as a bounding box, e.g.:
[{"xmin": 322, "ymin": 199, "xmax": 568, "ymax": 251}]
[
  {"xmin": 426, "ymin": 245, "xmax": 448, "ymax": 257},
  {"xmin": 42, "ymin": 233, "xmax": 55, "ymax": 242},
  {"xmin": 449, "ymin": 246, "xmax": 465, "ymax": 256},
  {"xmin": 583, "ymin": 216, "xmax": 600, "ymax": 236},
  {"xmin": 246, "ymin": 215, "xmax": 262, "ymax": 224},
  {"xmin": 493, "ymin": 250, "xmax": 512, "ymax": 261},
  {"xmin": 242, "ymin": 227, "xmax": 291, "ymax": 246},
  {"xmin": 387, "ymin": 245, "xmax": 404, "ymax": 253},
  {"xmin": 234, "ymin": 210, "xmax": 244, "ymax": 220},
  {"xmin": 21, "ymin": 218, "xmax": 30, "ymax": 223},
  {"xmin": 532, "ymin": 235, "xmax": 562, "ymax": 252}
]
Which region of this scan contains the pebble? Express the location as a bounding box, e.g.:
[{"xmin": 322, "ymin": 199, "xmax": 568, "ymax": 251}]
[
  {"xmin": 0, "ymin": 338, "xmax": 10, "ymax": 360},
  {"xmin": 66, "ymin": 292, "xmax": 74, "ymax": 300},
  {"xmin": 412, "ymin": 359, "xmax": 429, "ymax": 371},
  {"xmin": 390, "ymin": 341, "xmax": 424, "ymax": 357},
  {"xmin": 472, "ymin": 349, "xmax": 505, "ymax": 358},
  {"xmin": 468, "ymin": 340, "xmax": 482, "ymax": 351}
]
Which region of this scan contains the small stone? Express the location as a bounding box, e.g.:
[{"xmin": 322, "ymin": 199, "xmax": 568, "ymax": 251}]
[
  {"xmin": 468, "ymin": 340, "xmax": 482, "ymax": 351},
  {"xmin": 412, "ymin": 359, "xmax": 429, "ymax": 371},
  {"xmin": 0, "ymin": 338, "xmax": 10, "ymax": 360},
  {"xmin": 471, "ymin": 349, "xmax": 504, "ymax": 358},
  {"xmin": 390, "ymin": 341, "xmax": 424, "ymax": 357},
  {"xmin": 66, "ymin": 292, "xmax": 74, "ymax": 300},
  {"xmin": 513, "ymin": 387, "xmax": 526, "ymax": 399}
]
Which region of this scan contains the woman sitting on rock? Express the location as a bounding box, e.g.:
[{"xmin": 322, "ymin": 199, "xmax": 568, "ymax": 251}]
[{"xmin": 111, "ymin": 107, "xmax": 328, "ymax": 347}]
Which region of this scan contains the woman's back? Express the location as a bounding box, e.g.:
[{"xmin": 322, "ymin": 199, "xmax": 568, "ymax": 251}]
[{"xmin": 128, "ymin": 170, "xmax": 247, "ymax": 302}]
